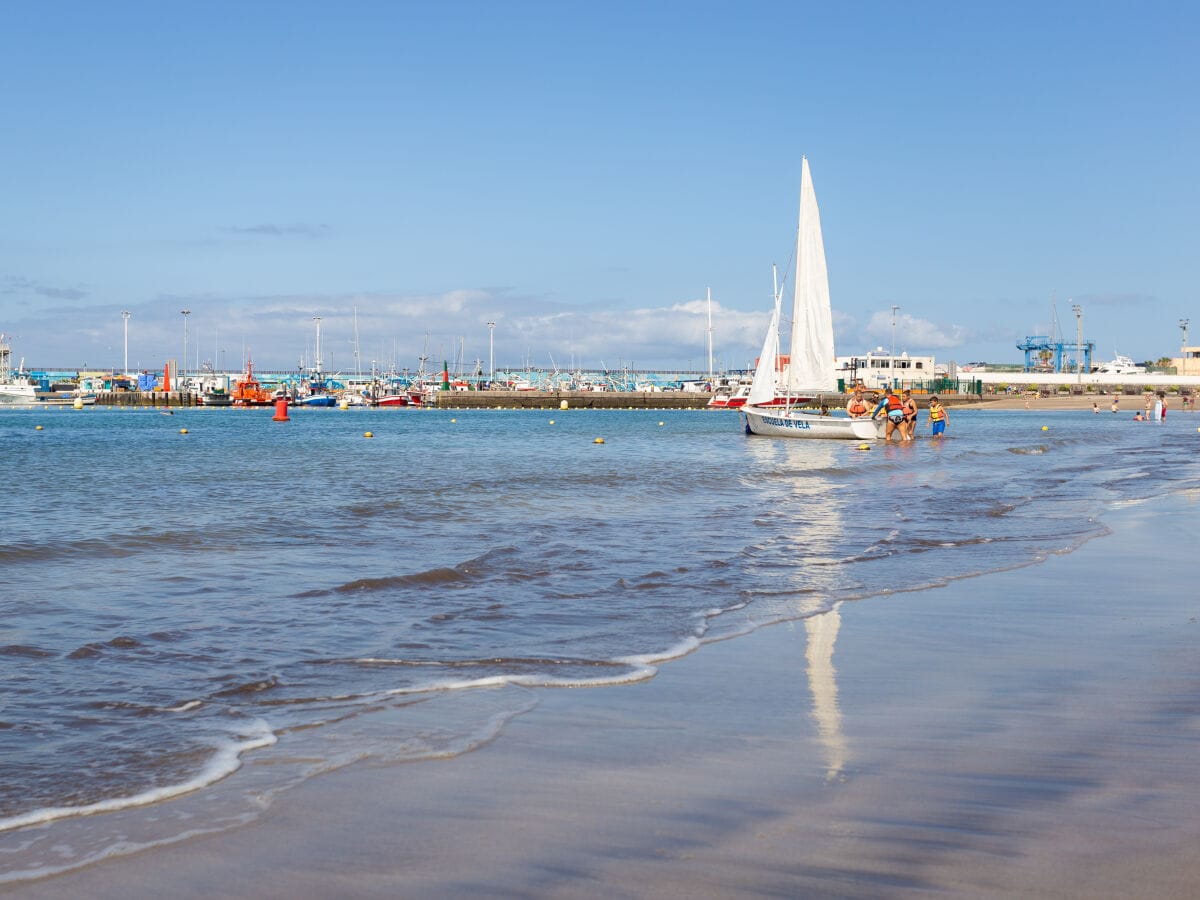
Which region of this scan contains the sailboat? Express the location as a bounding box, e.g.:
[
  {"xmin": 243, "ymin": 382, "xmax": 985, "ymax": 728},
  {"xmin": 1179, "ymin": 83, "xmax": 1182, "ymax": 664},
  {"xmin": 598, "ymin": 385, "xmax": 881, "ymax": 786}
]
[{"xmin": 741, "ymin": 159, "xmax": 882, "ymax": 440}]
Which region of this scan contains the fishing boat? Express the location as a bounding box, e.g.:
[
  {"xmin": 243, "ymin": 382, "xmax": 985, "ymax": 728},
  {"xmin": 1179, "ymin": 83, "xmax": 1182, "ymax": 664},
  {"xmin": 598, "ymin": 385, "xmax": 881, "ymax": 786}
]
[
  {"xmin": 294, "ymin": 317, "xmax": 337, "ymax": 407},
  {"xmin": 231, "ymin": 360, "xmax": 273, "ymax": 406},
  {"xmin": 742, "ymin": 159, "xmax": 882, "ymax": 441},
  {"xmin": 0, "ymin": 332, "xmax": 39, "ymax": 403}
]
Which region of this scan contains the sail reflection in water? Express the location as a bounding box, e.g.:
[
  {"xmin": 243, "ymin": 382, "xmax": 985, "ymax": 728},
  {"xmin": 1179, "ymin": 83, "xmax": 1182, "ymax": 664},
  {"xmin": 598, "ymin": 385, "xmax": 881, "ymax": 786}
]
[
  {"xmin": 738, "ymin": 439, "xmax": 849, "ymax": 778},
  {"xmin": 805, "ymin": 605, "xmax": 846, "ymax": 781}
]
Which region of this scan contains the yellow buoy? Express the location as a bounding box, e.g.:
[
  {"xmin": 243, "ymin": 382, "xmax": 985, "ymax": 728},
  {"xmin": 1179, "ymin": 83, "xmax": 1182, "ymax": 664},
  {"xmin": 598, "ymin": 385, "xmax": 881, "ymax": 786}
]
[
  {"xmin": 559, "ymin": 400, "xmax": 568, "ymax": 410},
  {"xmin": 1041, "ymin": 425, "xmax": 1049, "ymax": 431},
  {"xmin": 364, "ymin": 431, "xmax": 374, "ymax": 438},
  {"xmin": 35, "ymin": 425, "xmax": 43, "ymax": 430},
  {"xmin": 658, "ymin": 421, "xmax": 664, "ymax": 426},
  {"xmin": 179, "ymin": 428, "xmax": 188, "ymax": 434},
  {"xmin": 73, "ymin": 398, "xmax": 84, "ymax": 409},
  {"xmin": 549, "ymin": 419, "xmax": 555, "ymax": 425},
  {"xmin": 856, "ymin": 443, "xmax": 871, "ymax": 450},
  {"xmin": 594, "ymin": 437, "xmax": 605, "ymax": 444},
  {"xmin": 450, "ymin": 418, "xmax": 457, "ymax": 423}
]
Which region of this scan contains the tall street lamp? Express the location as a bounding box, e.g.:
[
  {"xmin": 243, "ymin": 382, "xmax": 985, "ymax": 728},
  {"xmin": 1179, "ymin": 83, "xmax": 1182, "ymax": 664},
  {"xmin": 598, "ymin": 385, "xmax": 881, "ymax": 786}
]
[
  {"xmin": 180, "ymin": 309, "xmax": 191, "ymax": 383},
  {"xmin": 121, "ymin": 311, "xmax": 131, "ymax": 375},
  {"xmin": 1072, "ymin": 303, "xmax": 1083, "ymax": 382},
  {"xmin": 488, "ymin": 321, "xmax": 496, "ymax": 387}
]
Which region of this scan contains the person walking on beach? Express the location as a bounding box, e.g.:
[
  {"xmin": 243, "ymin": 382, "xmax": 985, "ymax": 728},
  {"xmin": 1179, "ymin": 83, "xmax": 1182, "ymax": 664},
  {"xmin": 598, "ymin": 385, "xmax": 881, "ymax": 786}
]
[
  {"xmin": 928, "ymin": 396, "xmax": 948, "ymax": 437},
  {"xmin": 901, "ymin": 390, "xmax": 918, "ymax": 441},
  {"xmin": 872, "ymin": 388, "xmax": 905, "ymax": 442}
]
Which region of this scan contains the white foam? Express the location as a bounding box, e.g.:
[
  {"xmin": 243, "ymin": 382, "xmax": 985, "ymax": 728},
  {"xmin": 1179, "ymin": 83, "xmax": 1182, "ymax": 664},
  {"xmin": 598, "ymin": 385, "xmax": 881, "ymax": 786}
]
[
  {"xmin": 159, "ymin": 700, "xmax": 202, "ymax": 713},
  {"xmin": 0, "ymin": 723, "xmax": 276, "ymax": 834}
]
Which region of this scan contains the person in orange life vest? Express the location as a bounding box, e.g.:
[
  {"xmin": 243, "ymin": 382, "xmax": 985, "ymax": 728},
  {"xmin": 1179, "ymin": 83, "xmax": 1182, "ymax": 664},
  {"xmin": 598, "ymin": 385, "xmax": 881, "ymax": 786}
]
[
  {"xmin": 845, "ymin": 388, "xmax": 870, "ymax": 418},
  {"xmin": 900, "ymin": 390, "xmax": 918, "ymax": 441},
  {"xmin": 928, "ymin": 396, "xmax": 948, "ymax": 436},
  {"xmin": 872, "ymin": 389, "xmax": 905, "ymax": 442}
]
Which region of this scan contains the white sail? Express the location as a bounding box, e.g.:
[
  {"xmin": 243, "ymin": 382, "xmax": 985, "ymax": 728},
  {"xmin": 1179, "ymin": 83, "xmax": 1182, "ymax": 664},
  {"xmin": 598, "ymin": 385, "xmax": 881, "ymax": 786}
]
[
  {"xmin": 746, "ymin": 293, "xmax": 781, "ymax": 407},
  {"xmin": 785, "ymin": 157, "xmax": 838, "ymax": 394}
]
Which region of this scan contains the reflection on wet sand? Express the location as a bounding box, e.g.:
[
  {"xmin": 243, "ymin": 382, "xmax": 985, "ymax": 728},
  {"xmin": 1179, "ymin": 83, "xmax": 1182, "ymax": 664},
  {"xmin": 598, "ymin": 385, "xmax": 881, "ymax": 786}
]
[
  {"xmin": 742, "ymin": 439, "xmax": 849, "ymax": 781},
  {"xmin": 805, "ymin": 604, "xmax": 846, "ymax": 781}
]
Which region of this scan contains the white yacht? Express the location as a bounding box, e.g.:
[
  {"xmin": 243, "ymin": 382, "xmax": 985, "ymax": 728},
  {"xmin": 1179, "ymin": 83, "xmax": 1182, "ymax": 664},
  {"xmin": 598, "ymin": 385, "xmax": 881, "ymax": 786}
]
[{"xmin": 0, "ymin": 332, "xmax": 38, "ymax": 403}]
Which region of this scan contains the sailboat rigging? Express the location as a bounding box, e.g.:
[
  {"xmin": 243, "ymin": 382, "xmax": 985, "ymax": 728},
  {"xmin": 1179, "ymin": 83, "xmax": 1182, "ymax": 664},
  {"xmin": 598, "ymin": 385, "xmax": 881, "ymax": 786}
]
[{"xmin": 741, "ymin": 158, "xmax": 882, "ymax": 440}]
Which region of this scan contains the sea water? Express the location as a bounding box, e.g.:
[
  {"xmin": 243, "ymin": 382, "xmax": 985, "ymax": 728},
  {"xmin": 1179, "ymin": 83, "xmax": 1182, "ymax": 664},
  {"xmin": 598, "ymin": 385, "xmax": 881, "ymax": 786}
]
[{"xmin": 1, "ymin": 403, "xmax": 1197, "ymax": 880}]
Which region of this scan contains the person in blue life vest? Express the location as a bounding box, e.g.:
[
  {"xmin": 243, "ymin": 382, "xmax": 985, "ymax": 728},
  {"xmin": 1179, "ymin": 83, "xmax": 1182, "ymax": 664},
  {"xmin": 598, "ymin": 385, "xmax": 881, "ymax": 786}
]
[
  {"xmin": 928, "ymin": 396, "xmax": 948, "ymax": 436},
  {"xmin": 872, "ymin": 388, "xmax": 905, "ymax": 442}
]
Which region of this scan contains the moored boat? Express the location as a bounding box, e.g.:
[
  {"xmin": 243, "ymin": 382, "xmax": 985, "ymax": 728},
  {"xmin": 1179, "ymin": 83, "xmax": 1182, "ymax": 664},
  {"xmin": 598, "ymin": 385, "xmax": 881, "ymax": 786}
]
[
  {"xmin": 0, "ymin": 332, "xmax": 39, "ymax": 403},
  {"xmin": 231, "ymin": 360, "xmax": 274, "ymax": 406},
  {"xmin": 741, "ymin": 158, "xmax": 885, "ymax": 441}
]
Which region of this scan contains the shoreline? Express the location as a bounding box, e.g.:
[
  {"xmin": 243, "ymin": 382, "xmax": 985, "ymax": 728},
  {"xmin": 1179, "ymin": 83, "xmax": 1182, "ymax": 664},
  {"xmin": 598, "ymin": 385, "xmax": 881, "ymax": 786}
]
[{"xmin": 13, "ymin": 490, "xmax": 1200, "ymax": 898}]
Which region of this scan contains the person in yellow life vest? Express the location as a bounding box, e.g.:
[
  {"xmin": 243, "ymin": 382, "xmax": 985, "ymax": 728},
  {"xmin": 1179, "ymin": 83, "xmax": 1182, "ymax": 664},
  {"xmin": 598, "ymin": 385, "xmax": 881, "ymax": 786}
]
[
  {"xmin": 871, "ymin": 389, "xmax": 905, "ymax": 442},
  {"xmin": 928, "ymin": 396, "xmax": 948, "ymax": 436},
  {"xmin": 845, "ymin": 388, "xmax": 870, "ymax": 418}
]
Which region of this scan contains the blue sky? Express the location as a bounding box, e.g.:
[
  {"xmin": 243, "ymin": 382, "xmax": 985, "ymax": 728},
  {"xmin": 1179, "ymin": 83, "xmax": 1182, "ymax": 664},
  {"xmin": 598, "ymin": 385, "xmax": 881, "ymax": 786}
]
[{"xmin": 1, "ymin": 1, "xmax": 1196, "ymax": 373}]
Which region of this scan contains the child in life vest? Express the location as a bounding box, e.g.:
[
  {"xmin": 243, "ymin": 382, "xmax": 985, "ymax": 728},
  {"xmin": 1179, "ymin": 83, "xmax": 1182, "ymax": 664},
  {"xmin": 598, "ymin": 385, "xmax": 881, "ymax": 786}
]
[{"xmin": 928, "ymin": 396, "xmax": 948, "ymax": 436}]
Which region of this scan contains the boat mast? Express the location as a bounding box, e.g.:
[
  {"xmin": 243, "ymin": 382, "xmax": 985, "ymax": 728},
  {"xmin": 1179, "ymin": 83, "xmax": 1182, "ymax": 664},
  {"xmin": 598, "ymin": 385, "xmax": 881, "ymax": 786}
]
[
  {"xmin": 706, "ymin": 286, "xmax": 714, "ymax": 380},
  {"xmin": 353, "ymin": 306, "xmax": 361, "ymax": 380},
  {"xmin": 313, "ymin": 316, "xmax": 323, "ymax": 378}
]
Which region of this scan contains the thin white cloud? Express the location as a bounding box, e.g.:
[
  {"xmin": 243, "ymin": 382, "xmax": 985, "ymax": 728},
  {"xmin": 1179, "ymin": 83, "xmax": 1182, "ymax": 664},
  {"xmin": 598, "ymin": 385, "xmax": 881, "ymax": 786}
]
[
  {"xmin": 863, "ymin": 310, "xmax": 968, "ymax": 351},
  {"xmin": 221, "ymin": 223, "xmax": 332, "ymax": 238}
]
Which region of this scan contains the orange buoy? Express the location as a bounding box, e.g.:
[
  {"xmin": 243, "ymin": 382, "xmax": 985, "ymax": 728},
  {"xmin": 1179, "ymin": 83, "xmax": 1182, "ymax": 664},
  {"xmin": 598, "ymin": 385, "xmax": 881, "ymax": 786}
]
[{"xmin": 272, "ymin": 398, "xmax": 290, "ymax": 422}]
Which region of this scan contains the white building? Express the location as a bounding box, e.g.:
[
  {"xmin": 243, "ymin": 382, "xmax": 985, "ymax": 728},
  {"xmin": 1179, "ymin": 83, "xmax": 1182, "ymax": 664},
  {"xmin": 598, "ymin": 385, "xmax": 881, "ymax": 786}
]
[{"xmin": 835, "ymin": 348, "xmax": 938, "ymax": 389}]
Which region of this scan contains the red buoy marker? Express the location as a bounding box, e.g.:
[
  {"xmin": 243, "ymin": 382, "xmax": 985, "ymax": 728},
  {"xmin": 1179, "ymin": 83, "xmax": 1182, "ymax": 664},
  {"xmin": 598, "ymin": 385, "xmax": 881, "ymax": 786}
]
[{"xmin": 272, "ymin": 398, "xmax": 290, "ymax": 422}]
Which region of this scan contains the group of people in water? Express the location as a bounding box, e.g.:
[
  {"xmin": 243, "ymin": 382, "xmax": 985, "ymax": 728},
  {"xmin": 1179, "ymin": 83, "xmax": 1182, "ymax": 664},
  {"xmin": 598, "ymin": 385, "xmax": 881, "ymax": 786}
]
[
  {"xmin": 1092, "ymin": 392, "xmax": 1192, "ymax": 421},
  {"xmin": 844, "ymin": 386, "xmax": 947, "ymax": 442}
]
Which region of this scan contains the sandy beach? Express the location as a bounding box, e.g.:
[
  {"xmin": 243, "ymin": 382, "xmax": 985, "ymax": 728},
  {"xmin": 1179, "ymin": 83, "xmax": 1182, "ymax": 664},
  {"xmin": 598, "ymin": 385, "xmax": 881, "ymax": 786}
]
[
  {"xmin": 11, "ymin": 489, "xmax": 1198, "ymax": 899},
  {"xmin": 964, "ymin": 392, "xmax": 1189, "ymax": 411}
]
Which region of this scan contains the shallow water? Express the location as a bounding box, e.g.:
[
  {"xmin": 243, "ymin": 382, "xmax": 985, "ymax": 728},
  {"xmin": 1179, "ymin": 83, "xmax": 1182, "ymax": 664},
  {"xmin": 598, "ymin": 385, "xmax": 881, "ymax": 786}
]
[{"xmin": 1, "ymin": 403, "xmax": 1196, "ymax": 880}]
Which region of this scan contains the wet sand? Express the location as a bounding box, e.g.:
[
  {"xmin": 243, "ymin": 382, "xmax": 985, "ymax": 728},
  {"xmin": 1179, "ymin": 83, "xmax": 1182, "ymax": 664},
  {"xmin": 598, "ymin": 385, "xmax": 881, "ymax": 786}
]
[{"xmin": 13, "ymin": 494, "xmax": 1200, "ymax": 899}]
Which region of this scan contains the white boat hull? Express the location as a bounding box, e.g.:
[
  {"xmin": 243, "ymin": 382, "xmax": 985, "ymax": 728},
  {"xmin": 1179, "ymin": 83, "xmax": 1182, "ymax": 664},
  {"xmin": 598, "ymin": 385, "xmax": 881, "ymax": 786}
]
[
  {"xmin": 742, "ymin": 405, "xmax": 882, "ymax": 440},
  {"xmin": 0, "ymin": 385, "xmax": 38, "ymax": 403}
]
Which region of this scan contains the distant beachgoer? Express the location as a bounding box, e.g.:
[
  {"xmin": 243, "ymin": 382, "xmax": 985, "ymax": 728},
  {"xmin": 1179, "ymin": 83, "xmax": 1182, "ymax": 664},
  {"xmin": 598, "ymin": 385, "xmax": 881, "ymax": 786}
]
[
  {"xmin": 928, "ymin": 396, "xmax": 948, "ymax": 436},
  {"xmin": 1159, "ymin": 393, "xmax": 1167, "ymax": 421},
  {"xmin": 1145, "ymin": 395, "xmax": 1154, "ymax": 419},
  {"xmin": 846, "ymin": 389, "xmax": 870, "ymax": 419},
  {"xmin": 1093, "ymin": 402, "xmax": 1100, "ymax": 414},
  {"xmin": 901, "ymin": 390, "xmax": 918, "ymax": 441},
  {"xmin": 1133, "ymin": 413, "xmax": 1143, "ymax": 421},
  {"xmin": 872, "ymin": 389, "xmax": 905, "ymax": 442}
]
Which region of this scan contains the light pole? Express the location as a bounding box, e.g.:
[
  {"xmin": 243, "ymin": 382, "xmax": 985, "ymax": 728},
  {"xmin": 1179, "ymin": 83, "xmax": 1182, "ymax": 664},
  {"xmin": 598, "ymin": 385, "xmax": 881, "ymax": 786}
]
[
  {"xmin": 487, "ymin": 320, "xmax": 495, "ymax": 387},
  {"xmin": 121, "ymin": 311, "xmax": 131, "ymax": 375},
  {"xmin": 313, "ymin": 316, "xmax": 323, "ymax": 375},
  {"xmin": 890, "ymin": 304, "xmax": 900, "ymax": 387},
  {"xmin": 1181, "ymin": 318, "xmax": 1190, "ymax": 351},
  {"xmin": 1072, "ymin": 303, "xmax": 1082, "ymax": 382},
  {"xmin": 180, "ymin": 309, "xmax": 190, "ymax": 384}
]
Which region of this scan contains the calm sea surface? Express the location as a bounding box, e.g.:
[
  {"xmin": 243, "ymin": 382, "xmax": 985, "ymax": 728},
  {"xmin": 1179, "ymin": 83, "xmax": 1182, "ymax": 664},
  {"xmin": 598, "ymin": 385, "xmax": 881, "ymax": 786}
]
[{"xmin": 2, "ymin": 403, "xmax": 1197, "ymax": 880}]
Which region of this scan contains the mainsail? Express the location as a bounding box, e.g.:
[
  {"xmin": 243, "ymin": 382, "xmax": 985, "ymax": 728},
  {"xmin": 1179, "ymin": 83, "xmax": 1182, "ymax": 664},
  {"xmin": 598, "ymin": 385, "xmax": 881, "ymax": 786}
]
[{"xmin": 785, "ymin": 157, "xmax": 838, "ymax": 395}]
